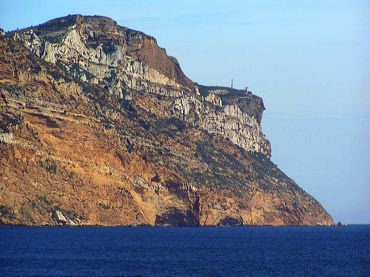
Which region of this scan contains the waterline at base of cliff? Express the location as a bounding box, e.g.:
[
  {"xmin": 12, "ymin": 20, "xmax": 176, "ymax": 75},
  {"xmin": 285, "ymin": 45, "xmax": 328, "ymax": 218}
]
[
  {"xmin": 1, "ymin": 225, "xmax": 369, "ymax": 276},
  {"xmin": 0, "ymin": 15, "xmax": 333, "ymax": 226}
]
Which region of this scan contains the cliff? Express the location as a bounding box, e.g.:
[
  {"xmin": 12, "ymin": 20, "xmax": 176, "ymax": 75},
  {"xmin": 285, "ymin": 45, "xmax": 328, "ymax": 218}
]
[{"xmin": 0, "ymin": 15, "xmax": 333, "ymax": 226}]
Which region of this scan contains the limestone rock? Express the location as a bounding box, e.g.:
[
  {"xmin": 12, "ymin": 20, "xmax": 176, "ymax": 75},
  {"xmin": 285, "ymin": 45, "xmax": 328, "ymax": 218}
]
[
  {"xmin": 0, "ymin": 15, "xmax": 333, "ymax": 227},
  {"xmin": 52, "ymin": 210, "xmax": 68, "ymax": 225},
  {"xmin": 0, "ymin": 133, "xmax": 13, "ymax": 144},
  {"xmin": 14, "ymin": 15, "xmax": 271, "ymax": 157}
]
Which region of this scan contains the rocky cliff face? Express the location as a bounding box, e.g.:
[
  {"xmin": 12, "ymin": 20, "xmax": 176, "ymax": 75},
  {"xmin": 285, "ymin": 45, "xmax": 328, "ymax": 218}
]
[
  {"xmin": 0, "ymin": 15, "xmax": 333, "ymax": 226},
  {"xmin": 13, "ymin": 15, "xmax": 271, "ymax": 157}
]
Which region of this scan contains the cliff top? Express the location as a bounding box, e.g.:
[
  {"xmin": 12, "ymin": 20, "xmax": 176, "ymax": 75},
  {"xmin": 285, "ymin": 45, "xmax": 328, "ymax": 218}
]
[
  {"xmin": 11, "ymin": 14, "xmax": 149, "ymax": 39},
  {"xmin": 12, "ymin": 14, "xmax": 194, "ymax": 91}
]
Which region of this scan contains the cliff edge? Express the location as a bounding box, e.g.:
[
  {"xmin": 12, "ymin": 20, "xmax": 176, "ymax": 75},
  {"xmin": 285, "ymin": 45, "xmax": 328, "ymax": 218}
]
[{"xmin": 0, "ymin": 15, "xmax": 333, "ymax": 226}]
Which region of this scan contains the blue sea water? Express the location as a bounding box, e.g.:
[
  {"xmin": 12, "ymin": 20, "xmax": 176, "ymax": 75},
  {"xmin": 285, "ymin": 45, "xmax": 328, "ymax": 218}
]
[{"xmin": 0, "ymin": 225, "xmax": 369, "ymax": 277}]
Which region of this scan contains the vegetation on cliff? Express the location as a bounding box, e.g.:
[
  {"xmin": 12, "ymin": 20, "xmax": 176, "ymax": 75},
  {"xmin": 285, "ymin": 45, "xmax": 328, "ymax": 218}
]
[{"xmin": 0, "ymin": 15, "xmax": 333, "ymax": 226}]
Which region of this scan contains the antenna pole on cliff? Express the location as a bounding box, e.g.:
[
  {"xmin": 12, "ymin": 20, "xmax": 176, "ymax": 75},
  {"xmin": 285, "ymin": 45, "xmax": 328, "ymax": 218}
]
[{"xmin": 231, "ymin": 79, "xmax": 233, "ymax": 89}]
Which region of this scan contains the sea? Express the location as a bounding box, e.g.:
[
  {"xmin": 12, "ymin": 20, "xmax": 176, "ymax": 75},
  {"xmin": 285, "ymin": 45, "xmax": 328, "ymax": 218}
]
[{"xmin": 0, "ymin": 225, "xmax": 369, "ymax": 277}]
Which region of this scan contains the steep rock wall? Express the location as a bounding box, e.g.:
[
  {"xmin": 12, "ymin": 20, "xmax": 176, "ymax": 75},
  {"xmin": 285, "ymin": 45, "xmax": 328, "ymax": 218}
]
[
  {"xmin": 0, "ymin": 18, "xmax": 334, "ymax": 227},
  {"xmin": 15, "ymin": 15, "xmax": 271, "ymax": 157}
]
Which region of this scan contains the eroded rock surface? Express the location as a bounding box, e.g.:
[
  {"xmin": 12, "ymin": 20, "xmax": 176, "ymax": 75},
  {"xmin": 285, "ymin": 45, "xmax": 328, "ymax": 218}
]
[{"xmin": 0, "ymin": 15, "xmax": 333, "ymax": 226}]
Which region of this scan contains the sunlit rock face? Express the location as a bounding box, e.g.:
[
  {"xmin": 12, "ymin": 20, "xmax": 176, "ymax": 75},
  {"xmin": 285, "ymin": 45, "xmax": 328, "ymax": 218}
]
[
  {"xmin": 15, "ymin": 15, "xmax": 271, "ymax": 157},
  {"xmin": 0, "ymin": 15, "xmax": 333, "ymax": 226}
]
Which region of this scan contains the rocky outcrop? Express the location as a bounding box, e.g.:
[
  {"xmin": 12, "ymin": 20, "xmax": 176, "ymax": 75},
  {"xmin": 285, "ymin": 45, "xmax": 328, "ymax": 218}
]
[
  {"xmin": 0, "ymin": 15, "xmax": 333, "ymax": 226},
  {"xmin": 13, "ymin": 15, "xmax": 271, "ymax": 157},
  {"xmin": 52, "ymin": 210, "xmax": 68, "ymax": 225},
  {"xmin": 0, "ymin": 132, "xmax": 13, "ymax": 144}
]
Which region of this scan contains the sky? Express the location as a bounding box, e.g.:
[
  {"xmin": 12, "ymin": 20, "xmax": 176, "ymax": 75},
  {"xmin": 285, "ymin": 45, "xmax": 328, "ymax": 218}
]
[{"xmin": 1, "ymin": 0, "xmax": 369, "ymax": 223}]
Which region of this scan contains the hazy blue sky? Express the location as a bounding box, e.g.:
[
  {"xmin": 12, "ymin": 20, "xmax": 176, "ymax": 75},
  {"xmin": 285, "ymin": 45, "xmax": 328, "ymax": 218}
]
[{"xmin": 1, "ymin": 0, "xmax": 369, "ymax": 223}]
